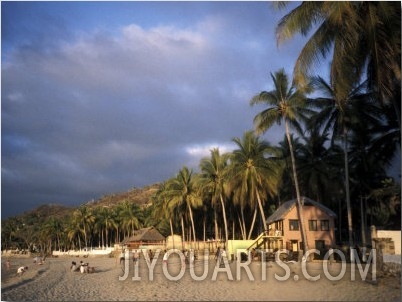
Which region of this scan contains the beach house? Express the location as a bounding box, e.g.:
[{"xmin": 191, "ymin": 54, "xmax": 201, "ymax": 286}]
[{"xmin": 265, "ymin": 197, "xmax": 337, "ymax": 255}]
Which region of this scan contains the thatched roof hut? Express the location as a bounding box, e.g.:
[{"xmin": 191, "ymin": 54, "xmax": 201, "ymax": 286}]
[{"xmin": 121, "ymin": 227, "xmax": 165, "ymax": 249}]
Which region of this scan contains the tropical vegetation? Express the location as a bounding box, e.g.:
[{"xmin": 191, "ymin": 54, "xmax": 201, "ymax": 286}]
[{"xmin": 2, "ymin": 2, "xmax": 400, "ymax": 255}]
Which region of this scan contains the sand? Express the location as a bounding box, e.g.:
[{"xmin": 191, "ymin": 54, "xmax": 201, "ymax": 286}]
[{"xmin": 1, "ymin": 254, "xmax": 401, "ymax": 301}]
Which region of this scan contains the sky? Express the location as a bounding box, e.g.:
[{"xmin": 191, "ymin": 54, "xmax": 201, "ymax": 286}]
[{"xmin": 2, "ymin": 1, "xmax": 315, "ymax": 218}]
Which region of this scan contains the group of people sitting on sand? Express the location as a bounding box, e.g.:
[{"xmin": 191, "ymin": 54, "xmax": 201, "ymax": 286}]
[{"xmin": 70, "ymin": 260, "xmax": 95, "ymax": 273}]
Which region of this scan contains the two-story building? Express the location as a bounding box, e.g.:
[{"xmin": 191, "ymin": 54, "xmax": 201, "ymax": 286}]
[{"xmin": 266, "ymin": 197, "xmax": 337, "ymax": 254}]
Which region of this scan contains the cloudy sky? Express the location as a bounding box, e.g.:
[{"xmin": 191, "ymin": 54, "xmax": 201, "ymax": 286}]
[{"xmin": 2, "ymin": 1, "xmax": 311, "ymax": 218}]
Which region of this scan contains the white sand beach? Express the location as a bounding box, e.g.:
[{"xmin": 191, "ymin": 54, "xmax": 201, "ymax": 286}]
[{"xmin": 1, "ymin": 255, "xmax": 400, "ymax": 301}]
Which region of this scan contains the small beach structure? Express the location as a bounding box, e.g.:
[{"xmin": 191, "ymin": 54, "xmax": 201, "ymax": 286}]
[{"xmin": 121, "ymin": 227, "xmax": 166, "ymax": 250}]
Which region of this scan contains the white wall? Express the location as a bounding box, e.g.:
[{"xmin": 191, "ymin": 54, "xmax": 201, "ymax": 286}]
[{"xmin": 377, "ymin": 230, "xmax": 401, "ymax": 255}]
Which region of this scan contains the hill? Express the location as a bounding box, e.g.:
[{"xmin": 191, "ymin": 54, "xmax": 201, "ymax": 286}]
[
  {"xmin": 84, "ymin": 183, "xmax": 160, "ymax": 209},
  {"xmin": 3, "ymin": 183, "xmax": 161, "ymax": 224}
]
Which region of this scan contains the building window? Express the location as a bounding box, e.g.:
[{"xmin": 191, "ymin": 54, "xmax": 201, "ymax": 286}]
[
  {"xmin": 289, "ymin": 220, "xmax": 299, "ymax": 231},
  {"xmin": 321, "ymin": 220, "xmax": 329, "ymax": 231},
  {"xmin": 309, "ymin": 220, "xmax": 317, "ymax": 231}
]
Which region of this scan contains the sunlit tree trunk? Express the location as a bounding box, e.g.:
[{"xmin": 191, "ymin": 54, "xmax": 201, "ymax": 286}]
[
  {"xmin": 248, "ymin": 205, "xmax": 258, "ymax": 239},
  {"xmin": 285, "ymin": 120, "xmax": 309, "ymax": 252}
]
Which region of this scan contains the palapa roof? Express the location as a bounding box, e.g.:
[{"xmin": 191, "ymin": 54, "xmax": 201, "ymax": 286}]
[
  {"xmin": 122, "ymin": 227, "xmax": 165, "ymax": 244},
  {"xmin": 266, "ymin": 196, "xmax": 337, "ymax": 225}
]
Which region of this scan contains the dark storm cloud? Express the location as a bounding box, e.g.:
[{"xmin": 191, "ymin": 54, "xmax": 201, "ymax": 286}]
[{"xmin": 2, "ymin": 2, "xmax": 301, "ymax": 218}]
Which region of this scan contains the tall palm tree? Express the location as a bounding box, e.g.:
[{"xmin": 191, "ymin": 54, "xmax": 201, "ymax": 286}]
[
  {"xmin": 275, "ymin": 2, "xmax": 401, "ymax": 125},
  {"xmin": 119, "ymin": 200, "xmax": 142, "ymax": 237},
  {"xmin": 149, "ymin": 182, "xmax": 177, "ymax": 243},
  {"xmin": 73, "ymin": 206, "xmax": 95, "ymax": 248},
  {"xmin": 165, "ymin": 166, "xmax": 202, "ymax": 246},
  {"xmin": 275, "ymin": 134, "xmax": 302, "ymax": 204},
  {"xmin": 250, "ymin": 68, "xmax": 314, "ymax": 252},
  {"xmin": 298, "ymin": 127, "xmax": 344, "ymax": 203},
  {"xmin": 309, "ymin": 75, "xmax": 381, "ymax": 248},
  {"xmin": 67, "ymin": 216, "xmax": 83, "ymax": 251},
  {"xmin": 198, "ymin": 148, "xmax": 230, "ymax": 247},
  {"xmin": 101, "ymin": 208, "xmax": 117, "ymax": 247},
  {"xmin": 229, "ymin": 131, "xmax": 279, "ymax": 238}
]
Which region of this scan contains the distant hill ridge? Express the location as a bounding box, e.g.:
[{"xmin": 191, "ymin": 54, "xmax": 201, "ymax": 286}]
[{"xmin": 9, "ymin": 183, "xmax": 161, "ymax": 221}]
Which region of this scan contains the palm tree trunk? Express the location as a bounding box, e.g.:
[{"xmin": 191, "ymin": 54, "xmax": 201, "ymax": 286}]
[
  {"xmin": 233, "ymin": 220, "xmax": 235, "ymax": 240},
  {"xmin": 256, "ymin": 191, "xmax": 268, "ymax": 232},
  {"xmin": 360, "ymin": 196, "xmax": 366, "ymax": 247},
  {"xmin": 219, "ymin": 194, "xmax": 229, "ymax": 249},
  {"xmin": 338, "ymin": 199, "xmax": 342, "ymax": 243},
  {"xmin": 181, "ymin": 215, "xmax": 185, "ymax": 250},
  {"xmin": 248, "ymin": 205, "xmax": 258, "ymax": 239},
  {"xmin": 203, "ymin": 216, "xmax": 206, "ymax": 242},
  {"xmin": 83, "ymin": 225, "xmax": 87, "ymax": 249},
  {"xmin": 188, "ymin": 205, "xmax": 197, "ymax": 246},
  {"xmin": 239, "ymin": 209, "xmax": 247, "ymax": 240},
  {"xmin": 343, "ymin": 128, "xmax": 353, "ymax": 248},
  {"xmin": 169, "ymin": 218, "xmax": 175, "ymax": 249},
  {"xmin": 214, "ymin": 208, "xmax": 219, "ymax": 241},
  {"xmin": 285, "ymin": 120, "xmax": 309, "ymax": 252}
]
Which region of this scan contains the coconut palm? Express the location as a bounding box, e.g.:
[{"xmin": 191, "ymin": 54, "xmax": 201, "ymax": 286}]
[
  {"xmin": 165, "ymin": 166, "xmax": 202, "ymax": 246},
  {"xmin": 250, "ymin": 68, "xmax": 314, "ymax": 252},
  {"xmin": 73, "ymin": 206, "xmax": 95, "ymax": 248},
  {"xmin": 101, "ymin": 208, "xmax": 117, "ymax": 247},
  {"xmin": 229, "ymin": 131, "xmax": 279, "ymax": 238},
  {"xmin": 119, "ymin": 200, "xmax": 142, "ymax": 237},
  {"xmin": 309, "ymin": 75, "xmax": 382, "ymax": 247},
  {"xmin": 274, "ymin": 134, "xmax": 302, "ymax": 205},
  {"xmin": 298, "ymin": 127, "xmax": 344, "ymax": 203},
  {"xmin": 198, "ymin": 148, "xmax": 230, "ymax": 247},
  {"xmin": 66, "ymin": 216, "xmax": 83, "ymax": 250},
  {"xmin": 275, "ymin": 2, "xmax": 401, "ymax": 125},
  {"xmin": 149, "ymin": 182, "xmax": 178, "ymax": 243}
]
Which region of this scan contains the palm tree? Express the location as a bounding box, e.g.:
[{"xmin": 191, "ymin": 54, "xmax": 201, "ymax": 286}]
[
  {"xmin": 198, "ymin": 148, "xmax": 230, "ymax": 247},
  {"xmin": 149, "ymin": 182, "xmax": 177, "ymax": 244},
  {"xmin": 119, "ymin": 200, "xmax": 142, "ymax": 237},
  {"xmin": 309, "ymin": 75, "xmax": 381, "ymax": 248},
  {"xmin": 298, "ymin": 127, "xmax": 344, "ymax": 203},
  {"xmin": 229, "ymin": 131, "xmax": 279, "ymax": 238},
  {"xmin": 165, "ymin": 166, "xmax": 202, "ymax": 246},
  {"xmin": 250, "ymin": 68, "xmax": 314, "ymax": 252},
  {"xmin": 275, "ymin": 2, "xmax": 401, "ymax": 125},
  {"xmin": 275, "ymin": 134, "xmax": 303, "ymax": 205},
  {"xmin": 67, "ymin": 216, "xmax": 83, "ymax": 251},
  {"xmin": 73, "ymin": 206, "xmax": 95, "ymax": 248},
  {"xmin": 101, "ymin": 208, "xmax": 117, "ymax": 247}
]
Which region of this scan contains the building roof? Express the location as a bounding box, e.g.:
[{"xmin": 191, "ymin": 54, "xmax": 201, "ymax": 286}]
[
  {"xmin": 122, "ymin": 227, "xmax": 165, "ymax": 244},
  {"xmin": 266, "ymin": 196, "xmax": 337, "ymax": 225}
]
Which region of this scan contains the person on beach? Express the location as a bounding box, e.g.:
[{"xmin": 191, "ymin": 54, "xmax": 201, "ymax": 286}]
[
  {"xmin": 163, "ymin": 250, "xmax": 168, "ymax": 266},
  {"xmin": 189, "ymin": 249, "xmax": 195, "ymax": 264},
  {"xmin": 80, "ymin": 261, "xmax": 89, "ymax": 273},
  {"xmin": 33, "ymin": 256, "xmax": 43, "ymax": 265},
  {"xmin": 148, "ymin": 249, "xmax": 153, "ymax": 260},
  {"xmin": 17, "ymin": 266, "xmax": 28, "ymax": 277},
  {"xmin": 221, "ymin": 248, "xmax": 227, "ymax": 265},
  {"xmin": 215, "ymin": 247, "xmax": 221, "ymax": 266},
  {"xmin": 70, "ymin": 261, "xmax": 79, "ymax": 272},
  {"xmin": 5, "ymin": 259, "xmax": 10, "ymax": 270},
  {"xmin": 133, "ymin": 249, "xmax": 139, "ymax": 265}
]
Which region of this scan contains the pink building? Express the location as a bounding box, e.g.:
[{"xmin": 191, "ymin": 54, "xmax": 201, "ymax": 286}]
[{"xmin": 266, "ymin": 197, "xmax": 337, "ymax": 254}]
